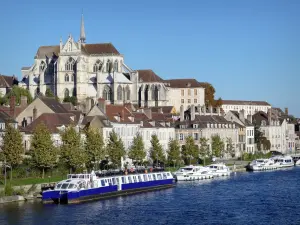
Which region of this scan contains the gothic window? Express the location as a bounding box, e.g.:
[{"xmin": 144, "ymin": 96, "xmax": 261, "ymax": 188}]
[
  {"xmin": 68, "ymin": 41, "xmax": 72, "ymax": 51},
  {"xmin": 65, "ymin": 57, "xmax": 75, "ymax": 71},
  {"xmin": 106, "ymin": 60, "xmax": 110, "ymax": 72},
  {"xmin": 93, "ymin": 60, "xmax": 103, "ymax": 72},
  {"xmin": 65, "ymin": 74, "xmax": 70, "ymax": 82},
  {"xmin": 114, "ymin": 60, "xmax": 118, "ymax": 72},
  {"xmin": 71, "ymin": 74, "xmax": 74, "ymax": 82},
  {"xmin": 117, "ymin": 85, "xmax": 122, "ymax": 101},
  {"xmin": 126, "ymin": 85, "xmax": 130, "ymax": 101},
  {"xmin": 40, "ymin": 61, "xmax": 46, "ymax": 72},
  {"xmin": 64, "ymin": 89, "xmax": 70, "ymax": 98},
  {"xmin": 103, "ymin": 85, "xmax": 112, "ymax": 101},
  {"xmin": 151, "ymin": 85, "xmax": 156, "ymax": 100}
]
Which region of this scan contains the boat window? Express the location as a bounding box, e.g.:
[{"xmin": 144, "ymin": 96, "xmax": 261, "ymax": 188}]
[
  {"xmin": 152, "ymin": 174, "xmax": 156, "ymax": 180},
  {"xmin": 116, "ymin": 178, "xmax": 119, "ymax": 184},
  {"xmin": 138, "ymin": 175, "xmax": 142, "ymax": 182},
  {"xmin": 61, "ymin": 183, "xmax": 69, "ymax": 189},
  {"xmin": 143, "ymin": 175, "xmax": 148, "ymax": 181},
  {"xmin": 157, "ymin": 174, "xmax": 162, "ymax": 180},
  {"xmin": 68, "ymin": 184, "xmax": 75, "ymax": 189},
  {"xmin": 66, "ymin": 180, "xmax": 71, "ymax": 182},
  {"xmin": 71, "ymin": 175, "xmax": 77, "ymax": 179},
  {"xmin": 128, "ymin": 176, "xmax": 132, "ymax": 183},
  {"xmin": 182, "ymin": 168, "xmax": 193, "ymax": 171},
  {"xmin": 121, "ymin": 177, "xmax": 125, "ymax": 183},
  {"xmin": 79, "ymin": 175, "xmax": 84, "ymax": 179},
  {"xmin": 112, "ymin": 178, "xmax": 116, "ymax": 185},
  {"xmin": 101, "ymin": 180, "xmax": 105, "ymax": 187},
  {"xmin": 56, "ymin": 183, "xmax": 62, "ymax": 189},
  {"xmin": 163, "ymin": 173, "xmax": 167, "ymax": 179},
  {"xmin": 105, "ymin": 179, "xmax": 108, "ymax": 183},
  {"xmin": 167, "ymin": 173, "xmax": 171, "ymax": 176},
  {"xmin": 133, "ymin": 176, "xmax": 137, "ymax": 183},
  {"xmin": 148, "ymin": 174, "xmax": 152, "ymax": 181}
]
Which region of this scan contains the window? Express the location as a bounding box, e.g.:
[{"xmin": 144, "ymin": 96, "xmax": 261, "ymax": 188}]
[
  {"xmin": 71, "ymin": 74, "xmax": 74, "ymax": 82},
  {"xmin": 117, "ymin": 85, "xmax": 122, "ymax": 100},
  {"xmin": 126, "ymin": 86, "xmax": 130, "ymax": 100},
  {"xmin": 40, "ymin": 61, "xmax": 46, "ymax": 72},
  {"xmin": 179, "ymin": 133, "xmax": 184, "ymax": 140},
  {"xmin": 193, "ymin": 133, "xmax": 198, "ymax": 140},
  {"xmin": 64, "ymin": 89, "xmax": 69, "ymax": 98},
  {"xmin": 188, "ymin": 89, "xmax": 191, "ymax": 96},
  {"xmin": 194, "ymin": 99, "xmax": 197, "ymax": 103},
  {"xmin": 103, "ymin": 85, "xmax": 112, "ymax": 100},
  {"xmin": 65, "ymin": 74, "xmax": 69, "ymax": 82},
  {"xmin": 181, "ymin": 99, "xmax": 184, "ymax": 104},
  {"xmin": 114, "ymin": 60, "xmax": 118, "ymax": 72},
  {"xmin": 188, "ymin": 99, "xmax": 191, "ymax": 104},
  {"xmin": 93, "ymin": 60, "xmax": 103, "ymax": 72},
  {"xmin": 65, "ymin": 57, "xmax": 75, "ymax": 71},
  {"xmin": 106, "ymin": 60, "xmax": 111, "ymax": 72},
  {"xmin": 194, "ymin": 89, "xmax": 197, "ymax": 95},
  {"xmin": 181, "ymin": 90, "xmax": 184, "ymax": 96}
]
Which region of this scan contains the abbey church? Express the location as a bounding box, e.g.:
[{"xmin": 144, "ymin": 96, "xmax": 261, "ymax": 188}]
[{"xmin": 20, "ymin": 15, "xmax": 205, "ymax": 112}]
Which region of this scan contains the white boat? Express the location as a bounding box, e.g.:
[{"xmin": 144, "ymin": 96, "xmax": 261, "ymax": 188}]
[
  {"xmin": 247, "ymin": 158, "xmax": 277, "ymax": 171},
  {"xmin": 173, "ymin": 165, "xmax": 214, "ymax": 181},
  {"xmin": 273, "ymin": 156, "xmax": 294, "ymax": 168},
  {"xmin": 206, "ymin": 163, "xmax": 231, "ymax": 177}
]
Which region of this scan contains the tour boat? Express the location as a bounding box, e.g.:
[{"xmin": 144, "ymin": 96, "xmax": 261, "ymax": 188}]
[
  {"xmin": 173, "ymin": 165, "xmax": 214, "ymax": 181},
  {"xmin": 247, "ymin": 158, "xmax": 277, "ymax": 171},
  {"xmin": 206, "ymin": 163, "xmax": 231, "ymax": 177},
  {"xmin": 42, "ymin": 171, "xmax": 175, "ymax": 204},
  {"xmin": 272, "ymin": 156, "xmax": 294, "ymax": 168}
]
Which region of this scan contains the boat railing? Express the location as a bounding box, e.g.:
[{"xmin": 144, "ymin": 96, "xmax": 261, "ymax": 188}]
[{"xmin": 95, "ymin": 167, "xmax": 166, "ymax": 178}]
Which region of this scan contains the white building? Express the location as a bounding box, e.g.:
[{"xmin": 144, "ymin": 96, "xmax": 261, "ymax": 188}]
[{"xmin": 221, "ymin": 100, "xmax": 271, "ymax": 117}]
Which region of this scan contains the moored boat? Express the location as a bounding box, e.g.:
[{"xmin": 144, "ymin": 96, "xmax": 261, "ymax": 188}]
[
  {"xmin": 272, "ymin": 155, "xmax": 294, "ymax": 168},
  {"xmin": 42, "ymin": 170, "xmax": 175, "ymax": 204},
  {"xmin": 246, "ymin": 158, "xmax": 277, "ymax": 171},
  {"xmin": 206, "ymin": 163, "xmax": 231, "ymax": 177},
  {"xmin": 173, "ymin": 165, "xmax": 214, "ymax": 181}
]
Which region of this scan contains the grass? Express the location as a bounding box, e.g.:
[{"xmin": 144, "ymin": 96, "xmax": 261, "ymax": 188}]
[{"xmin": 0, "ymin": 175, "xmax": 65, "ymax": 187}]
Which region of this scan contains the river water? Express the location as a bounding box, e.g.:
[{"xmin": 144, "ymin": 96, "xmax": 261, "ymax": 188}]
[{"xmin": 1, "ymin": 167, "xmax": 300, "ymax": 225}]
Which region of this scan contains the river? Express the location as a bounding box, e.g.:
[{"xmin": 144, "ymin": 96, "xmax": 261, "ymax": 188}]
[{"xmin": 1, "ymin": 167, "xmax": 300, "ymax": 225}]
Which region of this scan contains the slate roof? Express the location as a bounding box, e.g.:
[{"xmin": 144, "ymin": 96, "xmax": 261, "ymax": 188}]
[
  {"xmin": 39, "ymin": 97, "xmax": 69, "ymax": 113},
  {"xmin": 0, "ymin": 74, "xmax": 18, "ymax": 88},
  {"xmin": 137, "ymin": 70, "xmax": 164, "ymax": 83},
  {"xmin": 164, "ymin": 79, "xmax": 204, "ymax": 88},
  {"xmin": 222, "ymin": 100, "xmax": 271, "ymax": 106},
  {"xmin": 0, "ymin": 110, "xmax": 17, "ymax": 123}
]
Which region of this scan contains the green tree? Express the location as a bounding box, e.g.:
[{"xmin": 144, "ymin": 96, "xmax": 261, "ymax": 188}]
[
  {"xmin": 226, "ymin": 137, "xmax": 235, "ymax": 158},
  {"xmin": 211, "ymin": 135, "xmax": 224, "ymax": 158},
  {"xmin": 29, "ymin": 123, "xmax": 58, "ymax": 178},
  {"xmin": 45, "ymin": 87, "xmax": 55, "ymax": 97},
  {"xmin": 182, "ymin": 135, "xmax": 199, "ymax": 165},
  {"xmin": 150, "ymin": 134, "xmax": 165, "ymax": 166},
  {"xmin": 1, "ymin": 123, "xmax": 24, "ymax": 181},
  {"xmin": 200, "ymin": 82, "xmax": 223, "ymax": 107},
  {"xmin": 60, "ymin": 126, "xmax": 86, "ymax": 172},
  {"xmin": 2, "ymin": 86, "xmax": 33, "ymax": 105},
  {"xmin": 106, "ymin": 131, "xmax": 126, "ymax": 168},
  {"xmin": 167, "ymin": 139, "xmax": 181, "ymax": 167},
  {"xmin": 84, "ymin": 127, "xmax": 105, "ymax": 171},
  {"xmin": 63, "ymin": 96, "xmax": 77, "ymax": 106},
  {"xmin": 128, "ymin": 134, "xmax": 146, "ymax": 165},
  {"xmin": 199, "ymin": 137, "xmax": 210, "ymax": 165}
]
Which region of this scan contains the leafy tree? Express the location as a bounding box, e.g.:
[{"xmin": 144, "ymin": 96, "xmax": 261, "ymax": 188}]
[
  {"xmin": 60, "ymin": 126, "xmax": 86, "ymax": 172},
  {"xmin": 167, "ymin": 139, "xmax": 181, "ymax": 167},
  {"xmin": 128, "ymin": 134, "xmax": 146, "ymax": 165},
  {"xmin": 29, "ymin": 123, "xmax": 58, "ymax": 178},
  {"xmin": 63, "ymin": 96, "xmax": 77, "ymax": 106},
  {"xmin": 199, "ymin": 137, "xmax": 210, "ymax": 165},
  {"xmin": 150, "ymin": 134, "xmax": 165, "ymax": 166},
  {"xmin": 2, "ymin": 86, "xmax": 33, "ymax": 105},
  {"xmin": 211, "ymin": 135, "xmax": 224, "ymax": 158},
  {"xmin": 182, "ymin": 135, "xmax": 199, "ymax": 165},
  {"xmin": 200, "ymin": 82, "xmax": 223, "ymax": 107},
  {"xmin": 226, "ymin": 137, "xmax": 235, "ymax": 158},
  {"xmin": 84, "ymin": 127, "xmax": 105, "ymax": 171},
  {"xmin": 106, "ymin": 130, "xmax": 126, "ymax": 168},
  {"xmin": 45, "ymin": 87, "xmax": 55, "ymax": 97},
  {"xmin": 1, "ymin": 123, "xmax": 24, "ymax": 181}
]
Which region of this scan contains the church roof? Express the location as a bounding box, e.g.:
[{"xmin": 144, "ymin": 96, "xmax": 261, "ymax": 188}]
[
  {"xmin": 137, "ymin": 70, "xmax": 164, "ymax": 83},
  {"xmin": 35, "ymin": 43, "xmax": 120, "ymax": 59}
]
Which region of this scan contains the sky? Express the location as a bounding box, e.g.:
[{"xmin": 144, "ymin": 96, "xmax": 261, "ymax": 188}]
[{"xmin": 0, "ymin": 0, "xmax": 299, "ymax": 116}]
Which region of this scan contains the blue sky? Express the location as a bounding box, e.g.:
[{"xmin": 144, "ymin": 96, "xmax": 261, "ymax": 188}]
[{"xmin": 0, "ymin": 0, "xmax": 299, "ymax": 116}]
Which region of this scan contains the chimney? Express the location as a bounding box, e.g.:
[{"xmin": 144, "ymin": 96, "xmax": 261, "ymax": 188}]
[
  {"xmin": 20, "ymin": 96, "xmax": 27, "ymax": 108},
  {"xmin": 198, "ymin": 104, "xmax": 201, "ymax": 115},
  {"xmin": 217, "ymin": 107, "xmax": 221, "ymax": 116},
  {"xmin": 209, "ymin": 105, "xmax": 213, "ymax": 115},
  {"xmin": 33, "ymin": 106, "xmax": 37, "ymax": 121},
  {"xmin": 144, "ymin": 108, "xmax": 152, "ymax": 119},
  {"xmin": 191, "ymin": 105, "xmax": 195, "ymax": 121},
  {"xmin": 10, "ymin": 96, "xmax": 16, "ymax": 118},
  {"xmin": 247, "ymin": 115, "xmax": 252, "ymax": 124},
  {"xmin": 285, "ymin": 107, "xmax": 288, "ymax": 115},
  {"xmin": 239, "ymin": 110, "xmax": 245, "ymax": 123},
  {"xmin": 180, "ymin": 105, "xmax": 184, "ymax": 121},
  {"xmin": 268, "ymin": 109, "xmax": 272, "ymax": 124},
  {"xmin": 98, "ymin": 98, "xmax": 106, "ymax": 114}
]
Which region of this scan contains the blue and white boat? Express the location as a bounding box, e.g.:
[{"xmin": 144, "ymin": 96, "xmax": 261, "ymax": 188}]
[{"xmin": 42, "ymin": 171, "xmax": 175, "ymax": 204}]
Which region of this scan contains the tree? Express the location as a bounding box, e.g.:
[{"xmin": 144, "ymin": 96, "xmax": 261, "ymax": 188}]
[
  {"xmin": 45, "ymin": 87, "xmax": 55, "ymax": 97},
  {"xmin": 2, "ymin": 86, "xmax": 33, "ymax": 105},
  {"xmin": 167, "ymin": 139, "xmax": 181, "ymax": 167},
  {"xmin": 211, "ymin": 135, "xmax": 224, "ymax": 158},
  {"xmin": 128, "ymin": 134, "xmax": 146, "ymax": 165},
  {"xmin": 1, "ymin": 123, "xmax": 24, "ymax": 181},
  {"xmin": 226, "ymin": 137, "xmax": 235, "ymax": 158},
  {"xmin": 199, "ymin": 137, "xmax": 210, "ymax": 165},
  {"xmin": 84, "ymin": 127, "xmax": 105, "ymax": 171},
  {"xmin": 200, "ymin": 82, "xmax": 222, "ymax": 107},
  {"xmin": 149, "ymin": 134, "xmax": 165, "ymax": 166},
  {"xmin": 63, "ymin": 96, "xmax": 77, "ymax": 106},
  {"xmin": 181, "ymin": 135, "xmax": 199, "ymax": 165},
  {"xmin": 106, "ymin": 131, "xmax": 126, "ymax": 168},
  {"xmin": 30, "ymin": 123, "xmax": 58, "ymax": 178},
  {"xmin": 60, "ymin": 126, "xmax": 86, "ymax": 172}
]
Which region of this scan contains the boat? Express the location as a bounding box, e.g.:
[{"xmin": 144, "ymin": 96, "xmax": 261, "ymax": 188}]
[
  {"xmin": 272, "ymin": 155, "xmax": 294, "ymax": 168},
  {"xmin": 42, "ymin": 170, "xmax": 175, "ymax": 204},
  {"xmin": 206, "ymin": 163, "xmax": 231, "ymax": 177},
  {"xmin": 292, "ymin": 156, "xmax": 300, "ymax": 166},
  {"xmin": 173, "ymin": 165, "xmax": 214, "ymax": 181},
  {"xmin": 246, "ymin": 158, "xmax": 277, "ymax": 171}
]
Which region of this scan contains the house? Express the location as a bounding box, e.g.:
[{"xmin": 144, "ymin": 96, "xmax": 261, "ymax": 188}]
[{"xmin": 0, "ymin": 110, "xmax": 19, "ymax": 147}]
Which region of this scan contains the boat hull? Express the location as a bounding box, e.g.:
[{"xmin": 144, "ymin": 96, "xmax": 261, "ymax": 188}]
[{"xmin": 43, "ymin": 179, "xmax": 175, "ymax": 204}]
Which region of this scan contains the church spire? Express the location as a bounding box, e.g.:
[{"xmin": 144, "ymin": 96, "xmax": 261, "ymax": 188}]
[{"xmin": 80, "ymin": 12, "xmax": 86, "ymax": 43}]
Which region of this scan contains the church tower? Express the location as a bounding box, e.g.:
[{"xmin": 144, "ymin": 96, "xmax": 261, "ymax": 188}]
[{"xmin": 79, "ymin": 13, "xmax": 86, "ymax": 43}]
